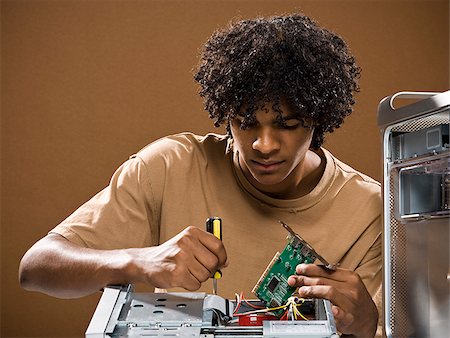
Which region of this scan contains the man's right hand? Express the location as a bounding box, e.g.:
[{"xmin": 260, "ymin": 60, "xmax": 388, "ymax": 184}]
[
  {"xmin": 126, "ymin": 226, "xmax": 228, "ymax": 291},
  {"xmin": 19, "ymin": 226, "xmax": 227, "ymax": 298}
]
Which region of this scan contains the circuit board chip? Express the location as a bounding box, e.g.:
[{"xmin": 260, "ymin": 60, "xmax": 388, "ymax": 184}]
[{"xmin": 267, "ymin": 276, "xmax": 280, "ymax": 293}]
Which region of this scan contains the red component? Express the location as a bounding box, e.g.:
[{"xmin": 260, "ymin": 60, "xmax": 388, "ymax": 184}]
[{"xmin": 238, "ymin": 313, "xmax": 278, "ymax": 326}]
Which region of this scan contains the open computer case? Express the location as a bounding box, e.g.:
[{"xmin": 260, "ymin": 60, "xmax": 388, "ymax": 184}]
[{"xmin": 378, "ymin": 90, "xmax": 449, "ymax": 337}]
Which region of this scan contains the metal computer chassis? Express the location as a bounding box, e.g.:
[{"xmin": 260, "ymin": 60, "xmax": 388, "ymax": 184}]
[
  {"xmin": 86, "ymin": 285, "xmax": 338, "ymax": 337},
  {"xmin": 378, "ymin": 91, "xmax": 450, "ymax": 337}
]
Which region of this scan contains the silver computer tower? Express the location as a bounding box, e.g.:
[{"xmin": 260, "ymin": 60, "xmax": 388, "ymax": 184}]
[{"xmin": 378, "ymin": 90, "xmax": 450, "ymax": 337}]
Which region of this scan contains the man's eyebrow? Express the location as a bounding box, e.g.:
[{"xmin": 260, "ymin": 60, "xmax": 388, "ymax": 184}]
[{"xmin": 279, "ymin": 114, "xmax": 301, "ymax": 121}]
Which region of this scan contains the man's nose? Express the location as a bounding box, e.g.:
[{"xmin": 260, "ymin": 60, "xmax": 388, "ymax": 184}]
[{"xmin": 252, "ymin": 127, "xmax": 280, "ymax": 155}]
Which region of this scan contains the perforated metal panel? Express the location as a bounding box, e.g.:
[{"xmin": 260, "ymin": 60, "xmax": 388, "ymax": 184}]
[
  {"xmin": 387, "ymin": 175, "xmax": 408, "ymax": 336},
  {"xmin": 390, "ymin": 110, "xmax": 449, "ymax": 133}
]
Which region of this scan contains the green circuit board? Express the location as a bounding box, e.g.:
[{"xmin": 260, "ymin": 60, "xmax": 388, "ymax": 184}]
[{"xmin": 251, "ymin": 233, "xmax": 317, "ymax": 315}]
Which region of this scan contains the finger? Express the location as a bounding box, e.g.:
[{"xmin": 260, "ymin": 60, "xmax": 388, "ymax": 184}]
[
  {"xmin": 287, "ymin": 275, "xmax": 297, "ymax": 287},
  {"xmin": 289, "ymin": 273, "xmax": 346, "ymax": 291},
  {"xmin": 167, "ymin": 261, "xmax": 202, "ymax": 291},
  {"xmin": 297, "ymin": 285, "xmax": 353, "ymax": 311},
  {"xmin": 181, "ymin": 272, "xmax": 202, "ymax": 292},
  {"xmin": 178, "ymin": 227, "xmax": 227, "ymax": 268},
  {"xmin": 332, "ymin": 305, "xmax": 354, "ymax": 332},
  {"xmin": 191, "ymin": 240, "xmax": 221, "ymax": 274},
  {"xmin": 186, "ymin": 258, "xmax": 213, "ymax": 284},
  {"xmin": 164, "ymin": 229, "xmax": 220, "ymax": 284},
  {"xmin": 332, "ymin": 305, "xmax": 345, "ymax": 322},
  {"xmin": 196, "ymin": 229, "xmax": 228, "ymax": 267},
  {"xmin": 296, "ymin": 263, "xmax": 349, "ymax": 282},
  {"xmin": 178, "ymin": 230, "xmax": 223, "ymax": 280}
]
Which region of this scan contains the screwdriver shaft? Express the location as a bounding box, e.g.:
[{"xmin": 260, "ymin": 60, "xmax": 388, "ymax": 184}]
[{"xmin": 213, "ymin": 279, "xmax": 218, "ymax": 295}]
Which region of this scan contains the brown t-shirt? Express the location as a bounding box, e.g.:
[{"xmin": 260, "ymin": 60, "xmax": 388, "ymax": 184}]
[{"xmin": 51, "ymin": 132, "xmax": 382, "ymax": 300}]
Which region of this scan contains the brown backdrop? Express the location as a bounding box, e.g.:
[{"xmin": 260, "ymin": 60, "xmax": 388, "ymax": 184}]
[{"xmin": 1, "ymin": 0, "xmax": 449, "ymax": 336}]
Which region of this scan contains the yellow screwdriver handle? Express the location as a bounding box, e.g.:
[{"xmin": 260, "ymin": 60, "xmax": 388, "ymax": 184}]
[{"xmin": 206, "ymin": 217, "xmax": 222, "ymax": 279}]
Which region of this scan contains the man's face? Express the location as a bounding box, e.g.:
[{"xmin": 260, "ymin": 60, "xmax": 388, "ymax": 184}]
[{"xmin": 230, "ymin": 102, "xmax": 315, "ymax": 198}]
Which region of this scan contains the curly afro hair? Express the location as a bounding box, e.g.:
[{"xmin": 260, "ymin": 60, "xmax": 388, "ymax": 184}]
[{"xmin": 194, "ymin": 13, "xmax": 361, "ymax": 149}]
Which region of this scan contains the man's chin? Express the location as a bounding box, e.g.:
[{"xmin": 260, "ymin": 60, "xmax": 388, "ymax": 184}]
[{"xmin": 253, "ymin": 175, "xmax": 285, "ymax": 189}]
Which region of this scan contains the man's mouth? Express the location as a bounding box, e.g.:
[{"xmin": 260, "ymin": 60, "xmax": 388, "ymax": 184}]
[{"xmin": 251, "ymin": 160, "xmax": 284, "ymax": 171}]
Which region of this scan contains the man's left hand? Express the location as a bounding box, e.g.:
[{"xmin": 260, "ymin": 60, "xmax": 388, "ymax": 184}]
[{"xmin": 287, "ymin": 264, "xmax": 378, "ymax": 337}]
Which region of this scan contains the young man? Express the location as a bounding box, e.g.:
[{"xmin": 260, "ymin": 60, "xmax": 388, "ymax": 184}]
[{"xmin": 20, "ymin": 14, "xmax": 381, "ymax": 337}]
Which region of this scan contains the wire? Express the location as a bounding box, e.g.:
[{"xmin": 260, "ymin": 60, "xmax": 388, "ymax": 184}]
[
  {"xmin": 232, "ymin": 292, "xmax": 309, "ymax": 321},
  {"xmin": 287, "ymin": 297, "xmax": 309, "ymax": 321},
  {"xmin": 241, "ymin": 293, "xmax": 266, "ymax": 309},
  {"xmin": 233, "ymin": 292, "xmax": 243, "ymax": 315},
  {"xmin": 233, "ymin": 303, "xmax": 287, "ymax": 317},
  {"xmin": 233, "ymin": 291, "xmax": 269, "ymax": 316}
]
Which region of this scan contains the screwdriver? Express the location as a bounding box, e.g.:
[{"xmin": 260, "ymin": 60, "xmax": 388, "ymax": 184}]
[{"xmin": 206, "ymin": 217, "xmax": 222, "ymax": 295}]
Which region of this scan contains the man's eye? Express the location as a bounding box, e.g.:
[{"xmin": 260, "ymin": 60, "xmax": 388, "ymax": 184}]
[{"xmin": 281, "ymin": 121, "xmax": 301, "ymax": 129}]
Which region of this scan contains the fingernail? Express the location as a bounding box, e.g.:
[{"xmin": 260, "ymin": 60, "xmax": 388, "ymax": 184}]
[
  {"xmin": 287, "ymin": 276, "xmax": 295, "ymax": 286},
  {"xmin": 332, "ymin": 306, "xmax": 339, "ymax": 316},
  {"xmin": 296, "ymin": 264, "xmax": 305, "ymax": 274},
  {"xmin": 299, "ymin": 286, "xmax": 310, "ymax": 295}
]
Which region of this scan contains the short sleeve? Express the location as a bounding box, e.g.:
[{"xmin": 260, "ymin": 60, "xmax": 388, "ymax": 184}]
[{"xmin": 50, "ymin": 156, "xmax": 159, "ymax": 249}]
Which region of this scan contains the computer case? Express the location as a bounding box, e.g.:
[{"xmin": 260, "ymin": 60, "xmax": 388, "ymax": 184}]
[{"xmin": 378, "ymin": 90, "xmax": 450, "ymax": 337}]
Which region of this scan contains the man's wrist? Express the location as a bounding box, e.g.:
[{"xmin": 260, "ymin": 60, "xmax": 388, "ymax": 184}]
[{"xmin": 97, "ymin": 248, "xmax": 140, "ymax": 287}]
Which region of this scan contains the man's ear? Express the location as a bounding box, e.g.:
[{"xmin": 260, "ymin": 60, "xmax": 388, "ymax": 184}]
[
  {"xmin": 225, "ymin": 121, "xmax": 232, "ymax": 136},
  {"xmin": 225, "ymin": 133, "xmax": 234, "ymax": 154}
]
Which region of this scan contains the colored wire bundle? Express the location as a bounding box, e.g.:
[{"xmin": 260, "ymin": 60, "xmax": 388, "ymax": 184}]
[
  {"xmin": 233, "ymin": 292, "xmax": 309, "ymax": 321},
  {"xmin": 279, "ymin": 296, "xmax": 309, "ymax": 321},
  {"xmin": 233, "ymin": 292, "xmax": 266, "ymax": 315}
]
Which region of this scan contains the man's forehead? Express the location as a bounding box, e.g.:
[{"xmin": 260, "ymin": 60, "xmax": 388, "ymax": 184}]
[{"xmin": 237, "ymin": 103, "xmax": 299, "ymax": 120}]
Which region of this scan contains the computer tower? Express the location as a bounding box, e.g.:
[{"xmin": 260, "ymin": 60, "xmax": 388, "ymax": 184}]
[{"xmin": 378, "ymin": 90, "xmax": 449, "ymax": 337}]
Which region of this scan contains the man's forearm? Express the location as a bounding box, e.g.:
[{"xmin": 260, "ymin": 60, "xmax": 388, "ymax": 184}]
[
  {"xmin": 19, "ymin": 234, "xmax": 136, "ymax": 298},
  {"xmin": 20, "ymin": 226, "xmax": 228, "ymax": 298}
]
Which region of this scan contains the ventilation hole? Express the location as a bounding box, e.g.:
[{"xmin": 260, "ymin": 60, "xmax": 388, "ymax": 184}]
[
  {"xmin": 176, "ymin": 303, "xmax": 187, "ymax": 308},
  {"xmin": 155, "ymin": 304, "xmax": 165, "ymax": 307},
  {"xmin": 153, "ymin": 310, "xmax": 164, "ymax": 314},
  {"xmin": 156, "ymin": 298, "xmax": 167, "ymax": 302},
  {"xmin": 133, "ymin": 304, "xmax": 144, "ymax": 307}
]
